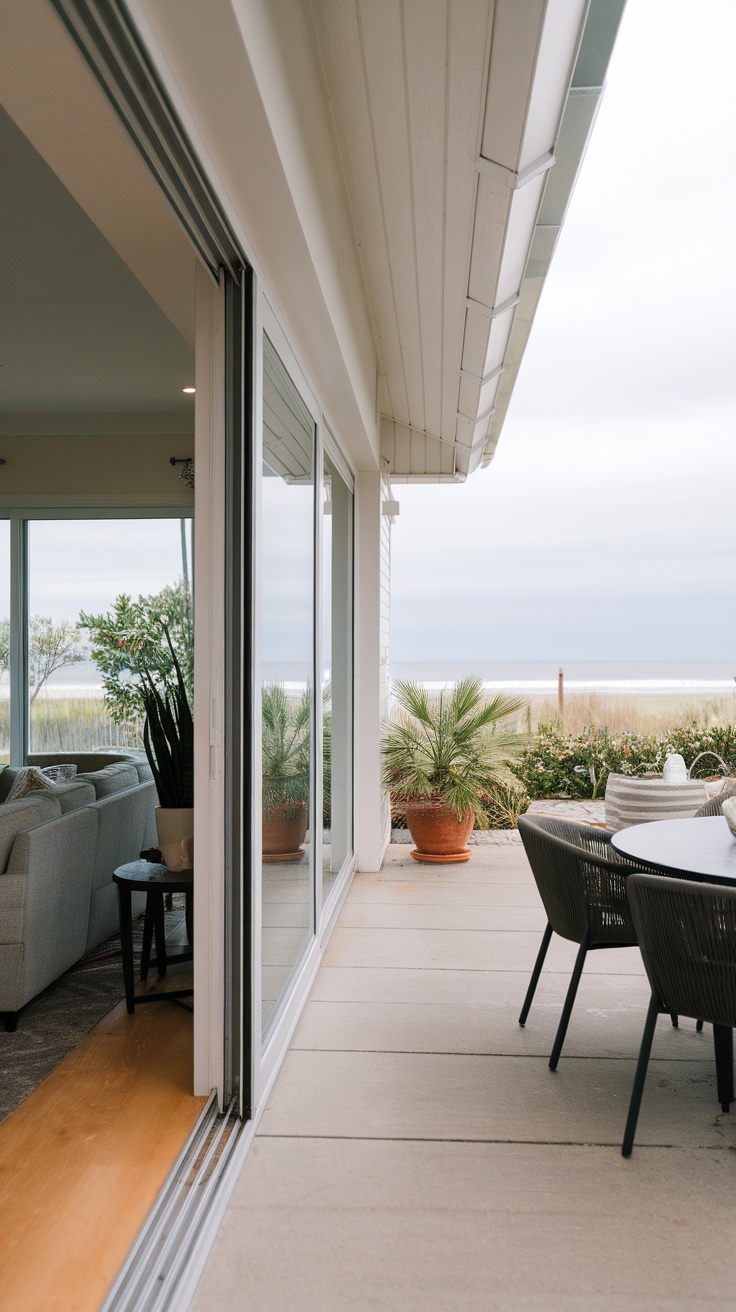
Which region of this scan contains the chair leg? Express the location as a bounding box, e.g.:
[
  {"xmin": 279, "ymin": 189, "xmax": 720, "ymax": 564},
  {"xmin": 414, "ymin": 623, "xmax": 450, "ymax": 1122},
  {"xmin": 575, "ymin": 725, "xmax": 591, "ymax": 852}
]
[
  {"xmin": 519, "ymin": 922, "xmax": 553, "ymax": 1027},
  {"xmin": 622, "ymin": 991, "xmax": 661, "ymax": 1158},
  {"xmin": 670, "ymin": 1014, "xmax": 678, "ymax": 1028},
  {"xmin": 549, "ymin": 926, "xmax": 591, "ymax": 1071},
  {"xmin": 2, "ymin": 1011, "xmax": 18, "ymax": 1033},
  {"xmin": 713, "ymin": 1025, "xmax": 733, "ymax": 1113},
  {"xmin": 154, "ymin": 896, "xmax": 167, "ymax": 979},
  {"xmin": 696, "ymin": 1018, "xmax": 704, "ymax": 1032},
  {"xmin": 140, "ymin": 895, "xmax": 156, "ymax": 981}
]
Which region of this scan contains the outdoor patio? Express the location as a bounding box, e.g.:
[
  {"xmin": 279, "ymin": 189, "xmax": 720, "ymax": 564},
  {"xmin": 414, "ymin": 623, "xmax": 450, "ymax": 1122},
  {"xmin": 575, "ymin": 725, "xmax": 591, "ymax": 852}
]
[{"xmin": 192, "ymin": 838, "xmax": 736, "ymax": 1310}]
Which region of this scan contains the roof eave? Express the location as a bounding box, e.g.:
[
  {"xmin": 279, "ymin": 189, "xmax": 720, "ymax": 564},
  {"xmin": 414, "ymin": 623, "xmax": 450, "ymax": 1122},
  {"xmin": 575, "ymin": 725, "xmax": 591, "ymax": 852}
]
[{"xmin": 477, "ymin": 0, "xmax": 628, "ymax": 472}]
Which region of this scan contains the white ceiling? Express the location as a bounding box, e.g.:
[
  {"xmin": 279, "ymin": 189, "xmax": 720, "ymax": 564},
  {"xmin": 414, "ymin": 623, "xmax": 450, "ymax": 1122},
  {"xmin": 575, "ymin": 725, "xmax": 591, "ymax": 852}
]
[
  {"xmin": 0, "ymin": 107, "xmax": 195, "ymax": 415},
  {"xmin": 308, "ymin": 0, "xmax": 626, "ymax": 481},
  {"xmin": 0, "ymin": 0, "xmax": 196, "ymax": 421}
]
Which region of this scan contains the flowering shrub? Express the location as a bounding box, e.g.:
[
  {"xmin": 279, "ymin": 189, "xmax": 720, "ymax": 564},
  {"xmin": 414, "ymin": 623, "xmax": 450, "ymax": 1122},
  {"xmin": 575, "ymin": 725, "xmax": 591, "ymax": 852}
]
[{"xmin": 513, "ymin": 723, "xmax": 736, "ymax": 800}]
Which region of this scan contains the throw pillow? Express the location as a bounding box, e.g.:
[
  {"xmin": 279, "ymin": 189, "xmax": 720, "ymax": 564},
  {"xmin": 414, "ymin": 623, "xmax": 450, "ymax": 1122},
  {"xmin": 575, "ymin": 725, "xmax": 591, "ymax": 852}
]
[
  {"xmin": 6, "ymin": 766, "xmax": 60, "ymax": 802},
  {"xmin": 40, "ymin": 763, "xmax": 78, "ymax": 783}
]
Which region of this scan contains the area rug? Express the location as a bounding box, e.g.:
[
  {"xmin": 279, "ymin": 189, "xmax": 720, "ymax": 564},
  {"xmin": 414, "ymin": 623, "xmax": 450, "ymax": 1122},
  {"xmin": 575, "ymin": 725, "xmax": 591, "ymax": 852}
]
[{"xmin": 0, "ymin": 900, "xmax": 187, "ymax": 1126}]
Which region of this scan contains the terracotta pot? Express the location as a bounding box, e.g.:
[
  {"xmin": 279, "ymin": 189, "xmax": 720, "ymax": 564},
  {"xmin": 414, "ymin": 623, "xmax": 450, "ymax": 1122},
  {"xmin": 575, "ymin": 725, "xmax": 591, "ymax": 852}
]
[
  {"xmin": 404, "ymin": 798, "xmax": 474, "ymax": 864},
  {"xmin": 263, "ymin": 800, "xmax": 308, "ymax": 862}
]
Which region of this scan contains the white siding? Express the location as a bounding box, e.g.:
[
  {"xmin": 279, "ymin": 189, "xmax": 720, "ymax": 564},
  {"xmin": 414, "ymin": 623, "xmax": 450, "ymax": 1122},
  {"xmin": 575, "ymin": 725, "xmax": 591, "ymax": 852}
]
[
  {"xmin": 355, "ymin": 468, "xmax": 391, "ymax": 871},
  {"xmin": 379, "ymin": 463, "xmax": 393, "ymax": 857}
]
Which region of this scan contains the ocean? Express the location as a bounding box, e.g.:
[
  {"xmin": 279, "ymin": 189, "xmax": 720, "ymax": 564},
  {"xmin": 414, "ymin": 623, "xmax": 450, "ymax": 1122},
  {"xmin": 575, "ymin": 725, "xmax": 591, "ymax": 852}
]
[
  {"xmin": 390, "ymin": 661, "xmax": 736, "ymax": 697},
  {"xmin": 5, "ymin": 658, "xmax": 736, "ymax": 702}
]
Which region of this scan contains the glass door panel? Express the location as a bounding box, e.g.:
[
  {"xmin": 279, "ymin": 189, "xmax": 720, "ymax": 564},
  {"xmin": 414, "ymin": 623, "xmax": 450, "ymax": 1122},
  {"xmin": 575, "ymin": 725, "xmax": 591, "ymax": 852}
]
[
  {"xmin": 261, "ymin": 336, "xmax": 315, "ymax": 1040},
  {"xmin": 322, "ymin": 453, "xmax": 353, "ymax": 900}
]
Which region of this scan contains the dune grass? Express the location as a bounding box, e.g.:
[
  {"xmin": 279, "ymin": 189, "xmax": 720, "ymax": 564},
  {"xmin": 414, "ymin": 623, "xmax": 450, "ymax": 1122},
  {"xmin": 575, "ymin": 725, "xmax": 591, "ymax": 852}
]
[
  {"xmin": 26, "ymin": 699, "xmax": 143, "ymax": 754},
  {"xmin": 511, "ymin": 692, "xmax": 736, "ymax": 737}
]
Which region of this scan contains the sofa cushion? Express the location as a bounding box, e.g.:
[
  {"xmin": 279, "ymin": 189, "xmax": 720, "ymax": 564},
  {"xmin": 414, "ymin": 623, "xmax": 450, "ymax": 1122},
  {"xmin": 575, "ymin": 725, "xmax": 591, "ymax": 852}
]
[
  {"xmin": 29, "ymin": 752, "xmax": 133, "ymax": 774},
  {"xmin": 75, "ymin": 763, "xmax": 139, "ymax": 798},
  {"xmin": 54, "ymin": 780, "xmax": 97, "ymax": 813},
  {"xmin": 131, "ymin": 759, "xmax": 154, "ymax": 784},
  {"xmin": 0, "ymin": 794, "xmax": 63, "ymax": 872},
  {"xmin": 86, "ymin": 782, "xmax": 154, "ymax": 949},
  {"xmin": 2, "ymin": 807, "xmax": 98, "ymax": 1012}
]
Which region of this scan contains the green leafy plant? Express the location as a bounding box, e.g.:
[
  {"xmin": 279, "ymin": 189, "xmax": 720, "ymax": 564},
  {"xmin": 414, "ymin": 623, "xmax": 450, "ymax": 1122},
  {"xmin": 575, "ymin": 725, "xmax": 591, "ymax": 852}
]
[
  {"xmin": 79, "ymin": 579, "xmax": 193, "ymax": 727},
  {"xmin": 80, "ymin": 582, "xmax": 193, "ymax": 809},
  {"xmin": 262, "ymin": 684, "xmax": 311, "ymax": 818},
  {"xmin": 381, "ymin": 677, "xmax": 527, "ymax": 824},
  {"xmin": 141, "ymin": 623, "xmax": 193, "ymax": 809}
]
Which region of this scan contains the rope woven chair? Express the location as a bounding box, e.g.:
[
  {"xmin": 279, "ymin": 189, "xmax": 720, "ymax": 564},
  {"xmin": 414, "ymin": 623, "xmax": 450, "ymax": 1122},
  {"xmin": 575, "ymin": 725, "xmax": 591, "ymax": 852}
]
[
  {"xmin": 517, "ymin": 814, "xmax": 651, "ymax": 1069},
  {"xmin": 622, "ymin": 873, "xmax": 736, "ymax": 1156},
  {"xmin": 690, "ymin": 790, "xmax": 736, "ymax": 1044}
]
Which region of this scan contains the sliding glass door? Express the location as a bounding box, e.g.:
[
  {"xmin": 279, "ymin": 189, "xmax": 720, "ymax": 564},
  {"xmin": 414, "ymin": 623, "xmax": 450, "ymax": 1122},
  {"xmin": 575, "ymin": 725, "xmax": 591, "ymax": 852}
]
[
  {"xmin": 256, "ymin": 330, "xmax": 355, "ymax": 1060},
  {"xmin": 322, "ymin": 449, "xmax": 353, "ymax": 902},
  {"xmin": 260, "ymin": 336, "xmax": 316, "ymax": 1040}
]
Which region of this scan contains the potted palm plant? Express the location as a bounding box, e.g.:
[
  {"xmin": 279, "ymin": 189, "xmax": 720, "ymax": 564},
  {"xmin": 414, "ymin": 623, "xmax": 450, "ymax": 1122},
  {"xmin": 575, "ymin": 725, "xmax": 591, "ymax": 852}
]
[
  {"xmin": 262, "ymin": 684, "xmax": 311, "ymax": 862},
  {"xmin": 381, "ymin": 677, "xmax": 526, "ymax": 863}
]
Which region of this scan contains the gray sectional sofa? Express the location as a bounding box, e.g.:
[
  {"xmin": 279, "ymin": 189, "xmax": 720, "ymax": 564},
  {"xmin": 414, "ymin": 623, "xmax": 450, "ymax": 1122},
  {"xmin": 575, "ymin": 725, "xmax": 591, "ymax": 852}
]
[{"xmin": 0, "ymin": 753, "xmax": 157, "ymax": 1029}]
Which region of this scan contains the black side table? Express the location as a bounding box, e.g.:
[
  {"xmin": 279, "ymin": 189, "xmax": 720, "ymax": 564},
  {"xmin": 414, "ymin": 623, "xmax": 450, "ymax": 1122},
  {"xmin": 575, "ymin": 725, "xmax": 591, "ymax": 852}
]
[{"xmin": 113, "ymin": 860, "xmax": 193, "ymax": 1014}]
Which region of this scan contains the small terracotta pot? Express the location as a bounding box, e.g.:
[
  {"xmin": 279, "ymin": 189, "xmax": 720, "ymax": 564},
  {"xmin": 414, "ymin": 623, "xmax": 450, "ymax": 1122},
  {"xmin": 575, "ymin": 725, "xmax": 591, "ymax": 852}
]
[
  {"xmin": 404, "ymin": 798, "xmax": 474, "ymax": 864},
  {"xmin": 263, "ymin": 800, "xmax": 308, "ymax": 862}
]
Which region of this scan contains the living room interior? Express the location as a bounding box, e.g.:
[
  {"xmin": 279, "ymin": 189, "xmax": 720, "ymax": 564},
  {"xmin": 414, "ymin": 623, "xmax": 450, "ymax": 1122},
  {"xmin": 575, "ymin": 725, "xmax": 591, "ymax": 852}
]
[{"xmin": 0, "ymin": 14, "xmax": 198, "ymax": 1118}]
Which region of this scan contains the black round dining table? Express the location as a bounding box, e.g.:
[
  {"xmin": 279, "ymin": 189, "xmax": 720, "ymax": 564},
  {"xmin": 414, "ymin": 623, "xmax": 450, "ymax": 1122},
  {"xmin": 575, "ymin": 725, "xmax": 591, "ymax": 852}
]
[{"xmin": 612, "ymin": 815, "xmax": 736, "ymax": 886}]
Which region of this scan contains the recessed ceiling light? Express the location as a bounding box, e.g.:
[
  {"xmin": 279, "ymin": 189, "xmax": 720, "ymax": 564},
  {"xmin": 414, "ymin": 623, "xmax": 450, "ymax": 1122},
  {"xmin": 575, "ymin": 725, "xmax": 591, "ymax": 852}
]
[{"xmin": 182, "ymin": 386, "xmax": 196, "ymax": 394}]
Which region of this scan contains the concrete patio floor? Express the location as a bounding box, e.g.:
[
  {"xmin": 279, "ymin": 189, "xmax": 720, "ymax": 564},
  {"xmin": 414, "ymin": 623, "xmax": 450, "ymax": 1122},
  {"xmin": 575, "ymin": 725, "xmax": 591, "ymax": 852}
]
[{"xmin": 192, "ymin": 839, "xmax": 736, "ymax": 1311}]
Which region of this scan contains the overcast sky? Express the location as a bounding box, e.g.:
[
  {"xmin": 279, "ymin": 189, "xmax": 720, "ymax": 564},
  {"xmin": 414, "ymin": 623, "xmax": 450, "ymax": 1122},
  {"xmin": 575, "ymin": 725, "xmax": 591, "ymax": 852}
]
[
  {"xmin": 0, "ymin": 520, "xmax": 190, "ymax": 627},
  {"xmin": 391, "ymin": 0, "xmax": 736, "ymax": 667}
]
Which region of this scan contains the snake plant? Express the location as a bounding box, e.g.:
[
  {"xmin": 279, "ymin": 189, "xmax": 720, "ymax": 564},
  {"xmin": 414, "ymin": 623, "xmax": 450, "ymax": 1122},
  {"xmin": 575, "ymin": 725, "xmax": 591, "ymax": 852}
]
[{"xmin": 142, "ymin": 623, "xmax": 193, "ymax": 808}]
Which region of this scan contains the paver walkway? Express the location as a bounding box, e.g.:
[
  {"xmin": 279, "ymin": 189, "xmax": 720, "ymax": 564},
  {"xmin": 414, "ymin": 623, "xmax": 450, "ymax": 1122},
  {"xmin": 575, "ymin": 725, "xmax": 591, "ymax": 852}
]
[
  {"xmin": 527, "ymin": 797, "xmax": 606, "ymax": 824},
  {"xmin": 192, "ymin": 843, "xmax": 736, "ymax": 1311}
]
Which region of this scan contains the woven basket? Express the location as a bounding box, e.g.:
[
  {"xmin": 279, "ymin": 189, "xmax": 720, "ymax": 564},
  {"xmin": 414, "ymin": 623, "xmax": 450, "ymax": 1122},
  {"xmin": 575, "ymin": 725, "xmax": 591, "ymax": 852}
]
[{"xmin": 604, "ymin": 773, "xmax": 717, "ymax": 832}]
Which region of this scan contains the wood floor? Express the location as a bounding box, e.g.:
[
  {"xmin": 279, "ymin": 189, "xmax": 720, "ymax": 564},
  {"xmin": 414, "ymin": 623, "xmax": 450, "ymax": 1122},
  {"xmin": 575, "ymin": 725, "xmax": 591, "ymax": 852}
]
[{"xmin": 0, "ymin": 998, "xmax": 205, "ymax": 1312}]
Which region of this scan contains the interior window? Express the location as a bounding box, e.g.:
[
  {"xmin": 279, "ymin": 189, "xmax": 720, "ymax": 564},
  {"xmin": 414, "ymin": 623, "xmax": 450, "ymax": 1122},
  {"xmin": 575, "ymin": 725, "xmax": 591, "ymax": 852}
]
[{"xmin": 27, "ymin": 517, "xmax": 192, "ymax": 754}]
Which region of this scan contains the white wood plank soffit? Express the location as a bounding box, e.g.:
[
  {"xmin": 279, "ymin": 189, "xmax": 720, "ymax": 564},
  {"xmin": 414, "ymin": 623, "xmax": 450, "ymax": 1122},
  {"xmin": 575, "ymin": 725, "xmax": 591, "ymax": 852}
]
[{"xmin": 310, "ymin": 0, "xmax": 622, "ymax": 481}]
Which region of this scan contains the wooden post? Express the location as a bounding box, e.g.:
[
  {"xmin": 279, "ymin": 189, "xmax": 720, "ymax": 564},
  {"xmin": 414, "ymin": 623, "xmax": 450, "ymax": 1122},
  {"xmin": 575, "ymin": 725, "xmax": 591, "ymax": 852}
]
[{"xmin": 558, "ymin": 667, "xmax": 564, "ymax": 716}]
